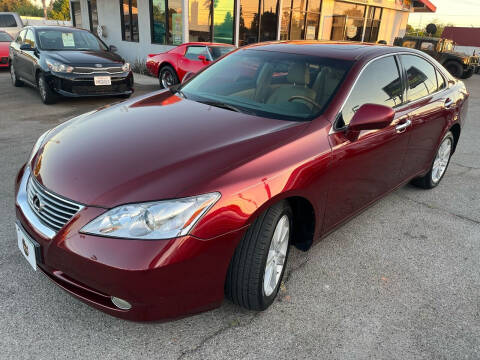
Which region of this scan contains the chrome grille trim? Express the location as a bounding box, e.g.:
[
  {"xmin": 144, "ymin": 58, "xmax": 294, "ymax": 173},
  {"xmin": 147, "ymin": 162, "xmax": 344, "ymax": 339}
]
[
  {"xmin": 26, "ymin": 176, "xmax": 84, "ymax": 232},
  {"xmin": 72, "ymin": 66, "xmax": 125, "ymax": 75}
]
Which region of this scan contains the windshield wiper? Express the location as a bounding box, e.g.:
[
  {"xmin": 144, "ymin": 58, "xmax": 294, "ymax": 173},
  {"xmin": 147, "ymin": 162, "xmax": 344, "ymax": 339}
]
[{"xmin": 198, "ymin": 100, "xmax": 250, "ymax": 114}]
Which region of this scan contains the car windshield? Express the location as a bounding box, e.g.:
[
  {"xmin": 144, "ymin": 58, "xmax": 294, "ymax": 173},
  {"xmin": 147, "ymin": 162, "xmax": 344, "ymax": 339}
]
[
  {"xmin": 181, "ymin": 49, "xmax": 352, "ymax": 121},
  {"xmin": 37, "ymin": 29, "xmax": 107, "ymax": 51},
  {"xmin": 208, "ymin": 46, "xmax": 234, "ymax": 60},
  {"xmin": 0, "ymin": 32, "xmax": 12, "ymax": 42}
]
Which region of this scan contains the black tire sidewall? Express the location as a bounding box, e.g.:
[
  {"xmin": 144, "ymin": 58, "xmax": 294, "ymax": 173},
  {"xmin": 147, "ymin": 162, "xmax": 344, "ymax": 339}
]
[
  {"xmin": 446, "ymin": 62, "xmax": 463, "ymax": 78},
  {"xmin": 38, "ymin": 73, "xmax": 56, "ymax": 104},
  {"xmin": 258, "ymin": 204, "xmax": 293, "ymax": 309}
]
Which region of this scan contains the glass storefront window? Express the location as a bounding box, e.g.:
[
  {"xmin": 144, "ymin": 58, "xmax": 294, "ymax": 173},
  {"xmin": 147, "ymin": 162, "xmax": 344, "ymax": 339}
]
[
  {"xmin": 189, "ymin": 0, "xmax": 212, "ymax": 42},
  {"xmin": 214, "ymin": 0, "xmax": 235, "ymax": 44},
  {"xmin": 279, "ymin": 0, "xmax": 321, "ymax": 41},
  {"xmin": 120, "ymin": 0, "xmax": 139, "ymax": 42},
  {"xmin": 239, "ymin": 0, "xmax": 278, "ymax": 46},
  {"xmin": 151, "ymin": 0, "xmax": 182, "ymax": 44},
  {"xmin": 190, "ymin": 0, "xmax": 234, "ymax": 44},
  {"xmin": 71, "ymin": 1, "xmax": 82, "ymax": 28},
  {"xmin": 88, "ymin": 0, "xmax": 98, "ymax": 32}
]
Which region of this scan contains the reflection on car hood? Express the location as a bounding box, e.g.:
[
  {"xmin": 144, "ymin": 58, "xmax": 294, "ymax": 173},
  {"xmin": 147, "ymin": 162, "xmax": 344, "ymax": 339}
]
[
  {"xmin": 31, "ymin": 91, "xmax": 306, "ymax": 207},
  {"xmin": 44, "ymin": 50, "xmax": 123, "ymax": 66}
]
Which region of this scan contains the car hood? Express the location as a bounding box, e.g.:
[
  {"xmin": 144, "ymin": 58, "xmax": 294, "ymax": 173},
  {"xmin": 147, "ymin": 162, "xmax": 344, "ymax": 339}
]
[
  {"xmin": 43, "ymin": 50, "xmax": 123, "ymax": 66},
  {"xmin": 0, "ymin": 42, "xmax": 9, "ymax": 55},
  {"xmin": 32, "ymin": 91, "xmax": 307, "ymax": 208}
]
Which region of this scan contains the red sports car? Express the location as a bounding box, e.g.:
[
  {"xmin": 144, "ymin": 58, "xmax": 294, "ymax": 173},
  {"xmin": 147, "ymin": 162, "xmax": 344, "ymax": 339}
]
[
  {"xmin": 146, "ymin": 42, "xmax": 235, "ymax": 88},
  {"xmin": 0, "ymin": 31, "xmax": 12, "ymax": 68},
  {"xmin": 15, "ymin": 42, "xmax": 468, "ymax": 321}
]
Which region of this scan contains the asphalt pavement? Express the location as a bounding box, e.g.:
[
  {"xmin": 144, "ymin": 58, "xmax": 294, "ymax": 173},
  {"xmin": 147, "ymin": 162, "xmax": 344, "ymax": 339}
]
[{"xmin": 0, "ymin": 69, "xmax": 479, "ymax": 359}]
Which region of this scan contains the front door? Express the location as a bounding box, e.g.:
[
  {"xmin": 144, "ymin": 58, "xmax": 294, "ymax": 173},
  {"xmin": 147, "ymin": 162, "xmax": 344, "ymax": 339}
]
[
  {"xmin": 323, "ymin": 55, "xmax": 411, "ymax": 233},
  {"xmin": 178, "ymin": 46, "xmax": 211, "ymax": 80}
]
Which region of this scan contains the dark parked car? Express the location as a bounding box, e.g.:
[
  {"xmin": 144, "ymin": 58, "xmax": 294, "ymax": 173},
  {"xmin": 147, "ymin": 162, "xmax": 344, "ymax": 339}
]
[
  {"xmin": 9, "ymin": 26, "xmax": 133, "ymax": 104},
  {"xmin": 394, "ymin": 36, "xmax": 477, "ymax": 79},
  {"xmin": 15, "ymin": 42, "xmax": 468, "ymax": 321}
]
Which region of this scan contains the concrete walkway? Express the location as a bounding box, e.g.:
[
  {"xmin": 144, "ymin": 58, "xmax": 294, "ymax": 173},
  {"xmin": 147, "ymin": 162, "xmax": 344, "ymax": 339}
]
[{"xmin": 134, "ymin": 72, "xmax": 159, "ymax": 86}]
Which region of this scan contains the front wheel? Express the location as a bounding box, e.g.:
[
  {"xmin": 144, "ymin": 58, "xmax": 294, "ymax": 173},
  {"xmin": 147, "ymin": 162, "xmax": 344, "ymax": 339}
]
[
  {"xmin": 38, "ymin": 73, "xmax": 57, "ymax": 105},
  {"xmin": 158, "ymin": 65, "xmax": 179, "ymax": 89},
  {"xmin": 411, "ymin": 131, "xmax": 454, "ymax": 189},
  {"xmin": 461, "ymin": 68, "xmax": 474, "ymax": 79},
  {"xmin": 225, "ymin": 201, "xmax": 292, "ymax": 310}
]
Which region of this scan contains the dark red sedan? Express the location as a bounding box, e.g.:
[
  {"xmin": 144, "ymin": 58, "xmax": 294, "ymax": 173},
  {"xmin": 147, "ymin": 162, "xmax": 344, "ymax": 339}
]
[
  {"xmin": 146, "ymin": 42, "xmax": 235, "ymax": 88},
  {"xmin": 15, "ymin": 42, "xmax": 469, "ymax": 321},
  {"xmin": 0, "ymin": 31, "xmax": 12, "ymax": 68}
]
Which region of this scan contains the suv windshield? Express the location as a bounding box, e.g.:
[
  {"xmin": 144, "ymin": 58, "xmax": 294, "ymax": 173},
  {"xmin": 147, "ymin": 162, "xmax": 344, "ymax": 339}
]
[
  {"xmin": 181, "ymin": 49, "xmax": 352, "ymax": 121},
  {"xmin": 0, "ymin": 32, "xmax": 12, "ymax": 42},
  {"xmin": 208, "ymin": 46, "xmax": 234, "ymax": 60},
  {"xmin": 37, "ymin": 29, "xmax": 107, "ymax": 51}
]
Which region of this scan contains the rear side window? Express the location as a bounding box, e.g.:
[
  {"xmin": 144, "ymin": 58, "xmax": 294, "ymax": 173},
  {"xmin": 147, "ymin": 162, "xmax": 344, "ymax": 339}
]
[
  {"xmin": 402, "ymin": 40, "xmax": 416, "ymax": 49},
  {"xmin": 420, "ymin": 42, "xmax": 435, "ymax": 51},
  {"xmin": 436, "ymin": 69, "xmax": 446, "ymax": 90},
  {"xmin": 185, "ymin": 46, "xmax": 209, "ymax": 60},
  {"xmin": 0, "ymin": 14, "xmax": 17, "ymax": 27},
  {"xmin": 401, "ymin": 55, "xmax": 437, "ymax": 102},
  {"xmin": 340, "ymin": 56, "xmax": 403, "ymax": 126}
]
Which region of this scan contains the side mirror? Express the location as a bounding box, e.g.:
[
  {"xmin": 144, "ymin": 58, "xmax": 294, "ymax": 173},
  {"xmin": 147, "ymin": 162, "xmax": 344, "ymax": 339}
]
[
  {"xmin": 198, "ymin": 55, "xmax": 209, "ymax": 63},
  {"xmin": 109, "ymin": 45, "xmax": 118, "ymax": 52},
  {"xmin": 20, "ymin": 43, "xmax": 33, "ymax": 51},
  {"xmin": 348, "ymin": 104, "xmax": 394, "ymax": 132},
  {"xmin": 182, "ymin": 71, "xmax": 195, "ymax": 83}
]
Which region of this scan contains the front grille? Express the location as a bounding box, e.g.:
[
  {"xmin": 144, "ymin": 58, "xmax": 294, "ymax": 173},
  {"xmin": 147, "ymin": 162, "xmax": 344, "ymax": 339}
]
[
  {"xmin": 27, "ymin": 176, "xmax": 83, "ymax": 232},
  {"xmin": 73, "ymin": 66, "xmax": 124, "ymax": 75},
  {"xmin": 71, "ymin": 83, "xmax": 129, "ymax": 95}
]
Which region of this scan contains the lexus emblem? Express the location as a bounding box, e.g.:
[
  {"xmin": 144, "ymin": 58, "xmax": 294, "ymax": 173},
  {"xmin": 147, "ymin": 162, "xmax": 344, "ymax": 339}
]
[
  {"xmin": 22, "ymin": 239, "xmax": 29, "ymax": 256},
  {"xmin": 95, "ymin": 64, "xmax": 102, "ymax": 68},
  {"xmin": 32, "ymin": 195, "xmax": 45, "ymax": 213}
]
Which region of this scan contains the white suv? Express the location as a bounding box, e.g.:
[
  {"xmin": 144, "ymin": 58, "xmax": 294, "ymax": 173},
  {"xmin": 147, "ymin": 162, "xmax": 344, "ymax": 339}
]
[{"xmin": 0, "ymin": 12, "xmax": 23, "ymax": 38}]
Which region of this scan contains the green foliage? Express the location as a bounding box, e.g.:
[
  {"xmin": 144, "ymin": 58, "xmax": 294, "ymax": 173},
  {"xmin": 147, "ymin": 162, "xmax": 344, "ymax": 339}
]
[
  {"xmin": 407, "ymin": 20, "xmax": 454, "ymax": 38},
  {"xmin": 48, "ymin": 0, "xmax": 71, "ymax": 20},
  {"xmin": 0, "ymin": 0, "xmax": 43, "ymax": 17}
]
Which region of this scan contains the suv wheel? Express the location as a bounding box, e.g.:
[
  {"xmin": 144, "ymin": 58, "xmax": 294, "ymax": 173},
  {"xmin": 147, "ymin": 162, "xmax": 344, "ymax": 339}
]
[
  {"xmin": 461, "ymin": 68, "xmax": 474, "ymax": 79},
  {"xmin": 38, "ymin": 73, "xmax": 57, "ymax": 105},
  {"xmin": 445, "ymin": 61, "xmax": 464, "ymax": 78},
  {"xmin": 10, "ymin": 64, "xmax": 23, "ymax": 87}
]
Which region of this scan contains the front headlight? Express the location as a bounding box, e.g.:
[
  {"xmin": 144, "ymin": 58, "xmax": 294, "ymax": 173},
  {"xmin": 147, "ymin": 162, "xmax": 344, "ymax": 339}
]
[
  {"xmin": 46, "ymin": 59, "xmax": 74, "ymax": 73},
  {"xmin": 28, "ymin": 130, "xmax": 50, "ymax": 164},
  {"xmin": 80, "ymin": 192, "xmax": 221, "ymax": 240},
  {"xmin": 122, "ymin": 62, "xmax": 130, "ymax": 72}
]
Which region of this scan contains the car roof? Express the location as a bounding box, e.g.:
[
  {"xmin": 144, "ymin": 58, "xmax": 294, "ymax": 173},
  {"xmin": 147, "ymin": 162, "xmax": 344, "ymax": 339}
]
[
  {"xmin": 25, "ymin": 25, "xmax": 88, "ymax": 32},
  {"xmin": 240, "ymin": 40, "xmax": 420, "ymax": 61},
  {"xmin": 401, "ymin": 36, "xmax": 441, "ymax": 41}
]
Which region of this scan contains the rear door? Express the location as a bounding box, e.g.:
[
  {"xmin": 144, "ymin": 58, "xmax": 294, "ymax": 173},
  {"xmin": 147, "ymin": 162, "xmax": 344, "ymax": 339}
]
[
  {"xmin": 323, "ymin": 55, "xmax": 411, "ymax": 232},
  {"xmin": 397, "ymin": 54, "xmax": 455, "ymax": 178}
]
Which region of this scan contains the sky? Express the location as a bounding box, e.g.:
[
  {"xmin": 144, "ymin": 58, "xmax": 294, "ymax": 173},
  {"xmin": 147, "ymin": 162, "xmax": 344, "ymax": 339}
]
[{"xmin": 409, "ymin": 0, "xmax": 480, "ymax": 28}]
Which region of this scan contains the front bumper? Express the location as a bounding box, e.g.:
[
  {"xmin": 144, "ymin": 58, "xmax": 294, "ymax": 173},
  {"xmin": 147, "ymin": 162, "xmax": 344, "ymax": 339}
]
[
  {"xmin": 15, "ymin": 165, "xmax": 244, "ymax": 321},
  {"xmin": 0, "ymin": 56, "xmax": 9, "ymax": 67},
  {"xmin": 45, "ymin": 71, "xmax": 134, "ymax": 97}
]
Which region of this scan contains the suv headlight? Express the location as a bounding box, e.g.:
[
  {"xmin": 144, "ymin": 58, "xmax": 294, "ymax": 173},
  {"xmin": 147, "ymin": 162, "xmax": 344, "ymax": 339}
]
[
  {"xmin": 122, "ymin": 62, "xmax": 130, "ymax": 72},
  {"xmin": 46, "ymin": 59, "xmax": 74, "ymax": 73},
  {"xmin": 80, "ymin": 192, "xmax": 221, "ymax": 240}
]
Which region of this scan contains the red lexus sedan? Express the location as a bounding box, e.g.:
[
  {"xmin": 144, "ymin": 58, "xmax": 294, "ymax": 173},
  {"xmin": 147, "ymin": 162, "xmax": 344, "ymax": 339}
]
[
  {"xmin": 15, "ymin": 42, "xmax": 468, "ymax": 321},
  {"xmin": 146, "ymin": 42, "xmax": 235, "ymax": 88},
  {"xmin": 0, "ymin": 30, "xmax": 12, "ymax": 68}
]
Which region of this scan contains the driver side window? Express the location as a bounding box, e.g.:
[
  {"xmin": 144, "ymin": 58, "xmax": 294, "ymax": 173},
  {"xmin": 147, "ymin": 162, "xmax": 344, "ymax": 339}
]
[
  {"xmin": 340, "ymin": 56, "xmax": 403, "ymax": 127},
  {"xmin": 185, "ymin": 46, "xmax": 209, "ymax": 61}
]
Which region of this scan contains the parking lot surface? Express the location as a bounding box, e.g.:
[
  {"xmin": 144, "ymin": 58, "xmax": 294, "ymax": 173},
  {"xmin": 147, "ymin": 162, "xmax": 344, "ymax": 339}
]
[{"xmin": 1, "ymin": 70, "xmax": 479, "ymax": 359}]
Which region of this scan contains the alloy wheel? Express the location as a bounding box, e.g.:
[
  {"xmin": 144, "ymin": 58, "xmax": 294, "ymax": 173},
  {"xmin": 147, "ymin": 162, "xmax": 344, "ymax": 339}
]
[
  {"xmin": 431, "ymin": 137, "xmax": 452, "ymax": 184},
  {"xmin": 161, "ymin": 70, "xmax": 174, "ymax": 88},
  {"xmin": 263, "ymin": 214, "xmax": 290, "ymax": 297}
]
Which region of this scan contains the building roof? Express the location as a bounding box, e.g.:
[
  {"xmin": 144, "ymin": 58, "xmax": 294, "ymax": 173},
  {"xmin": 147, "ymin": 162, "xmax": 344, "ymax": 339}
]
[
  {"xmin": 442, "ymin": 27, "xmax": 480, "ymax": 47},
  {"xmin": 412, "ymin": 0, "xmax": 437, "ymax": 13}
]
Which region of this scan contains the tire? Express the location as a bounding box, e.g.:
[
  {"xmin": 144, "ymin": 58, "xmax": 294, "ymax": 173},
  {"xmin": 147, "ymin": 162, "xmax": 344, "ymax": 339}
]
[
  {"xmin": 411, "ymin": 131, "xmax": 454, "ymax": 189},
  {"xmin": 444, "ymin": 61, "xmax": 464, "ymax": 78},
  {"xmin": 475, "ymin": 67, "xmax": 480, "ymax": 74},
  {"xmin": 10, "ymin": 64, "xmax": 23, "ymax": 87},
  {"xmin": 158, "ymin": 65, "xmax": 179, "ymax": 89},
  {"xmin": 225, "ymin": 201, "xmax": 292, "ymax": 311},
  {"xmin": 461, "ymin": 68, "xmax": 474, "ymax": 79},
  {"xmin": 117, "ymin": 93, "xmax": 131, "ymax": 99},
  {"xmin": 37, "ymin": 73, "xmax": 57, "ymax": 105}
]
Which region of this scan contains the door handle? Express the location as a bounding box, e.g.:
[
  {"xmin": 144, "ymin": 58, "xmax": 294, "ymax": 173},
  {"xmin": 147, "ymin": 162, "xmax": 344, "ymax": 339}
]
[
  {"xmin": 444, "ymin": 98, "xmax": 454, "ymax": 109},
  {"xmin": 395, "ymin": 119, "xmax": 411, "ymax": 133}
]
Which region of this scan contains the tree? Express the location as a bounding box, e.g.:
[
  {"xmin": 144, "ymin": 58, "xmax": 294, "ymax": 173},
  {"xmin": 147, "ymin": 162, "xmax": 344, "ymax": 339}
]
[
  {"xmin": 49, "ymin": 0, "xmax": 71, "ymax": 20},
  {"xmin": 0, "ymin": 0, "xmax": 44, "ymax": 17}
]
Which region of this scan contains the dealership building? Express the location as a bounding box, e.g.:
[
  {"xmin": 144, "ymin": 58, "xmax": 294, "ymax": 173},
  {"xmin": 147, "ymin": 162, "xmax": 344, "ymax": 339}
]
[{"xmin": 68, "ymin": 0, "xmax": 436, "ymax": 62}]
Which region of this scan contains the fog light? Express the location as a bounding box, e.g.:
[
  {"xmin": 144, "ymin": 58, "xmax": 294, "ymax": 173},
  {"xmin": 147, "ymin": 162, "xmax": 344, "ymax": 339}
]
[{"xmin": 111, "ymin": 296, "xmax": 132, "ymax": 310}]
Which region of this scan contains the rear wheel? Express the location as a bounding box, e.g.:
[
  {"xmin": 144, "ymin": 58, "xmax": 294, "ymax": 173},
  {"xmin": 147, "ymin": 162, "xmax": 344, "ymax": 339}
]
[
  {"xmin": 411, "ymin": 131, "xmax": 454, "ymax": 189},
  {"xmin": 10, "ymin": 64, "xmax": 23, "ymax": 87},
  {"xmin": 37, "ymin": 73, "xmax": 57, "ymax": 105},
  {"xmin": 225, "ymin": 201, "xmax": 292, "ymax": 310},
  {"xmin": 159, "ymin": 65, "xmax": 179, "ymax": 89},
  {"xmin": 445, "ymin": 61, "xmax": 464, "ymax": 78},
  {"xmin": 461, "ymin": 68, "xmax": 474, "ymax": 79}
]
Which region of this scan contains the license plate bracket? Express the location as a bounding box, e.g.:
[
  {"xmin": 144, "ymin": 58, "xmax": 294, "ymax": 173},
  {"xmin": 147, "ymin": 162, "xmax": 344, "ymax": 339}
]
[
  {"xmin": 16, "ymin": 222, "xmax": 41, "ymax": 271},
  {"xmin": 94, "ymin": 76, "xmax": 111, "ymax": 86}
]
